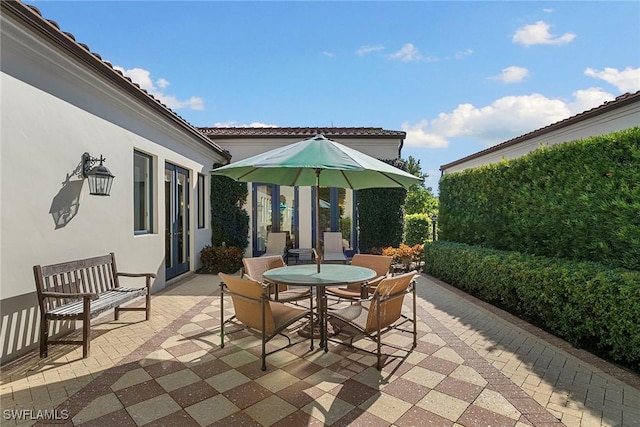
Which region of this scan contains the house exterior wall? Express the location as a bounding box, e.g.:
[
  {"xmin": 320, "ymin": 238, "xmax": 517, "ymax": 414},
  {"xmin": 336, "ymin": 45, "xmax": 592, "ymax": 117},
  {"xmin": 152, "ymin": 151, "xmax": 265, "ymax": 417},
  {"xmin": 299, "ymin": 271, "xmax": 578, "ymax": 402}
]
[
  {"xmin": 0, "ymin": 8, "xmax": 227, "ymax": 364},
  {"xmin": 441, "ymin": 100, "xmax": 640, "ymax": 174},
  {"xmin": 211, "ymin": 136, "xmax": 402, "ymax": 255}
]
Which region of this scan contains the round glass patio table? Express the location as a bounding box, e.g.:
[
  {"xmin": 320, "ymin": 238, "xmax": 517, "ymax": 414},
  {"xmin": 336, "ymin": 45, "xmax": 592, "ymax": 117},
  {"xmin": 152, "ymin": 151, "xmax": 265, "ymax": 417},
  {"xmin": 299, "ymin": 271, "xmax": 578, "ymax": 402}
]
[{"xmin": 263, "ymin": 264, "xmax": 376, "ymax": 350}]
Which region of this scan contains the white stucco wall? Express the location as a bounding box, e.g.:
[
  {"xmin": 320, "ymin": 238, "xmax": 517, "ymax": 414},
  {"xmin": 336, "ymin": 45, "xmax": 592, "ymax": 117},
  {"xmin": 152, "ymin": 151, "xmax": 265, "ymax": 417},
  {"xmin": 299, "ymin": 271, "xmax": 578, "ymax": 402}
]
[
  {"xmin": 441, "ymin": 103, "xmax": 640, "ymax": 174},
  {"xmin": 0, "ymin": 11, "xmax": 226, "ymax": 363}
]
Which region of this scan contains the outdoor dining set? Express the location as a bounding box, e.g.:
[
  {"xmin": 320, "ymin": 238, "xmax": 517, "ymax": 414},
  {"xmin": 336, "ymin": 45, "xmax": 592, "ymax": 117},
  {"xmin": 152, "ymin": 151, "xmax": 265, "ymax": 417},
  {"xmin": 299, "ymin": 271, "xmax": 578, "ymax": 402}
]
[
  {"xmin": 211, "ymin": 133, "xmax": 422, "ymax": 371},
  {"xmin": 218, "ymin": 248, "xmax": 418, "ymax": 371}
]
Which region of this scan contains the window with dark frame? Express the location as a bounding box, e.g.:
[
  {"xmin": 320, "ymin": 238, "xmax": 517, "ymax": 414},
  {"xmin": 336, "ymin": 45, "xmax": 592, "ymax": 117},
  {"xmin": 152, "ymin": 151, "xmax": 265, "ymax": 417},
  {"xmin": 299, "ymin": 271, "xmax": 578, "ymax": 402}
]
[{"xmin": 134, "ymin": 151, "xmax": 153, "ymax": 234}]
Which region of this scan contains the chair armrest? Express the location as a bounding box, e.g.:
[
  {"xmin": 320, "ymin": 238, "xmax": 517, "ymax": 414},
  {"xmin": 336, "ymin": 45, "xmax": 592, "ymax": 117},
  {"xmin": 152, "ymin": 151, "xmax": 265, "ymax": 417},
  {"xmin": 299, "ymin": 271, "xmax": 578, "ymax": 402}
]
[
  {"xmin": 366, "ymin": 275, "xmax": 386, "ymax": 288},
  {"xmin": 42, "ymin": 291, "xmax": 98, "ymax": 301}
]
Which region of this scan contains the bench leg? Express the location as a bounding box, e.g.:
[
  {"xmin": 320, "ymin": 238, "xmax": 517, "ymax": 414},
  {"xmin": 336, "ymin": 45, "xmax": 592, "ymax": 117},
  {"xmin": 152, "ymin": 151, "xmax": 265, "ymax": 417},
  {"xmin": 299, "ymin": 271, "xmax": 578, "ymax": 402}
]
[
  {"xmin": 145, "ymin": 291, "xmax": 151, "ymax": 321},
  {"xmin": 82, "ymin": 300, "xmax": 91, "ymax": 358},
  {"xmin": 39, "ymin": 318, "xmax": 48, "ymax": 358},
  {"xmin": 114, "ymin": 307, "xmax": 120, "ymax": 321}
]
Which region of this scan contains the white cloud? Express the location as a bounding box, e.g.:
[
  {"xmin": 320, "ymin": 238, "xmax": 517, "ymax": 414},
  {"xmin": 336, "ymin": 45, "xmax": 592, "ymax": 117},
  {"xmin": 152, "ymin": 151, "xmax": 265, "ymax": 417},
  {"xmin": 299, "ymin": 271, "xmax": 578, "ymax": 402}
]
[
  {"xmin": 402, "ymin": 120, "xmax": 449, "ymax": 148},
  {"xmin": 402, "ymin": 90, "xmax": 616, "ymax": 149},
  {"xmin": 323, "ymin": 51, "xmax": 335, "ymax": 58},
  {"xmin": 356, "ymin": 45, "xmax": 385, "ymax": 56},
  {"xmin": 454, "ymin": 49, "xmax": 474, "ymax": 59},
  {"xmin": 157, "ymin": 95, "xmax": 205, "ymax": 111},
  {"xmin": 389, "ymin": 43, "xmax": 422, "ymax": 62},
  {"xmin": 113, "ymin": 66, "xmax": 204, "ymax": 111},
  {"xmin": 156, "ymin": 78, "xmax": 169, "ymax": 89},
  {"xmin": 513, "ymin": 21, "xmax": 576, "ymax": 46},
  {"xmin": 214, "ymin": 121, "xmax": 278, "ymax": 128},
  {"xmin": 492, "ymin": 66, "xmax": 529, "ymax": 83},
  {"xmin": 584, "ymin": 66, "xmax": 640, "ymax": 93},
  {"xmin": 569, "ymin": 87, "xmax": 617, "ymax": 114},
  {"xmin": 543, "ymin": 8, "xmax": 554, "ymax": 13},
  {"xmin": 388, "ymin": 44, "xmax": 473, "ymax": 63}
]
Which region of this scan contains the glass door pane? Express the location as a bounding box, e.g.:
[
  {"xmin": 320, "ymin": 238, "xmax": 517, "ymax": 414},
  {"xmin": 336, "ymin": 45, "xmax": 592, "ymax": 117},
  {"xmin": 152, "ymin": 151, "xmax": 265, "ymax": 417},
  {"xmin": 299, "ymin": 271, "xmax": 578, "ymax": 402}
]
[
  {"xmin": 279, "ymin": 186, "xmax": 295, "ymax": 248},
  {"xmin": 254, "ymin": 184, "xmax": 272, "ymax": 255},
  {"xmin": 165, "ymin": 163, "xmax": 189, "ymax": 279},
  {"xmin": 165, "ymin": 169, "xmax": 173, "ymax": 270}
]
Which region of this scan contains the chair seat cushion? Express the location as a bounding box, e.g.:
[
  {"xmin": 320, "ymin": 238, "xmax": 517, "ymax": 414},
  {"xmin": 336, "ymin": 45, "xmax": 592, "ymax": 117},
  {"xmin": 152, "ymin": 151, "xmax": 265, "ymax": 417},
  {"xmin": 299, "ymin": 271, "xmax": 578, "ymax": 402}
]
[
  {"xmin": 277, "ymin": 288, "xmax": 311, "ymax": 302},
  {"xmin": 326, "ymin": 287, "xmax": 361, "ymax": 299},
  {"xmin": 271, "ymin": 302, "xmax": 308, "ymax": 328}
]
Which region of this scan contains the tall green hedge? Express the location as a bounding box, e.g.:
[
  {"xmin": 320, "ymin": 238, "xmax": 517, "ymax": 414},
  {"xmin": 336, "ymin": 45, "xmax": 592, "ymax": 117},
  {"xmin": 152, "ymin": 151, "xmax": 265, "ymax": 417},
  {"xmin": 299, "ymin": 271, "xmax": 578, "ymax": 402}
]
[
  {"xmin": 424, "ymin": 241, "xmax": 640, "ymax": 368},
  {"xmin": 439, "ymin": 128, "xmax": 640, "ymax": 270},
  {"xmin": 210, "ymin": 163, "xmax": 249, "ymax": 250},
  {"xmin": 405, "ymin": 213, "xmax": 431, "ymax": 246},
  {"xmin": 357, "ymin": 159, "xmax": 408, "ymax": 253}
]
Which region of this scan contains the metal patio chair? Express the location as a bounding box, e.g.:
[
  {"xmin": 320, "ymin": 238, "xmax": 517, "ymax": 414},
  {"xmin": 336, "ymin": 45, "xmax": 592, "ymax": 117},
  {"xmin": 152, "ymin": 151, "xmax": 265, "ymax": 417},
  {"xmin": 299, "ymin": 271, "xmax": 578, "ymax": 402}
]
[{"xmin": 219, "ymin": 273, "xmax": 310, "ymax": 371}]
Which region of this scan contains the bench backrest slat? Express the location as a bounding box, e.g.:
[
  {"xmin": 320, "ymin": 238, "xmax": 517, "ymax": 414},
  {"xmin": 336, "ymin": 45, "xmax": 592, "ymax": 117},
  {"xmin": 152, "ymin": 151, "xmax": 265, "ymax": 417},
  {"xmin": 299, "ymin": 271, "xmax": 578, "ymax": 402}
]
[{"xmin": 34, "ymin": 253, "xmax": 118, "ymax": 314}]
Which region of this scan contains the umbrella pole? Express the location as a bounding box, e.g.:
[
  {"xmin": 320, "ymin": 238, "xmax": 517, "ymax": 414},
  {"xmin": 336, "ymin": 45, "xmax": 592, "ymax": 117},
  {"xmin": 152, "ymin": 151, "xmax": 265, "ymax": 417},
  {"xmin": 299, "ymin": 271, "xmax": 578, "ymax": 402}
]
[{"xmin": 315, "ymin": 169, "xmax": 321, "ymax": 273}]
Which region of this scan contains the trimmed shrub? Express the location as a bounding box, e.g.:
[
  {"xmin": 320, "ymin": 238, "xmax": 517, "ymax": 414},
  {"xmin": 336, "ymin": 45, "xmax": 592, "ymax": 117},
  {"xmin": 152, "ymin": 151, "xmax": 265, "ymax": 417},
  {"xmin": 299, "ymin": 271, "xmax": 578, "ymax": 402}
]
[
  {"xmin": 438, "ymin": 128, "xmax": 640, "ymax": 270},
  {"xmin": 424, "ymin": 241, "xmax": 640, "ymax": 369},
  {"xmin": 405, "ymin": 213, "xmax": 430, "ymax": 246},
  {"xmin": 211, "ymin": 163, "xmax": 249, "ymax": 250},
  {"xmin": 198, "ymin": 245, "xmax": 244, "ymax": 274},
  {"xmin": 358, "ymin": 159, "xmax": 408, "ymax": 253}
]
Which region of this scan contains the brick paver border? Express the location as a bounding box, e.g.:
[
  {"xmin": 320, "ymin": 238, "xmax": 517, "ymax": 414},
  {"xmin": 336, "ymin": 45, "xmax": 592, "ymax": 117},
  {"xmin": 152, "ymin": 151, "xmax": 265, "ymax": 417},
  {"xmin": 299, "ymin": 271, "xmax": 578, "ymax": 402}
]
[{"xmin": 424, "ymin": 274, "xmax": 640, "ymax": 390}]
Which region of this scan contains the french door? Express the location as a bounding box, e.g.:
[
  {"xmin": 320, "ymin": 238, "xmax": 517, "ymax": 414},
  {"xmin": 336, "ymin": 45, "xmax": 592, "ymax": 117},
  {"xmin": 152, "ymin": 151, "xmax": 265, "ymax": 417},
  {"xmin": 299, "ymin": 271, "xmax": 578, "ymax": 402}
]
[{"xmin": 165, "ymin": 163, "xmax": 189, "ymax": 279}]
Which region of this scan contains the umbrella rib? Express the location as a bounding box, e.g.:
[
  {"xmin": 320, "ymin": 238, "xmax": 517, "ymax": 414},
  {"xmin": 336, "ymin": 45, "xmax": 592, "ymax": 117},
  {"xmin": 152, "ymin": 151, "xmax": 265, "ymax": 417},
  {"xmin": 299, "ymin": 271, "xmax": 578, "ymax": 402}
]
[
  {"xmin": 340, "ymin": 171, "xmax": 354, "ymax": 189},
  {"xmin": 237, "ymin": 168, "xmax": 259, "ymax": 181},
  {"xmin": 380, "ymin": 172, "xmax": 408, "ymax": 188},
  {"xmin": 290, "ymin": 169, "xmax": 303, "ymax": 187}
]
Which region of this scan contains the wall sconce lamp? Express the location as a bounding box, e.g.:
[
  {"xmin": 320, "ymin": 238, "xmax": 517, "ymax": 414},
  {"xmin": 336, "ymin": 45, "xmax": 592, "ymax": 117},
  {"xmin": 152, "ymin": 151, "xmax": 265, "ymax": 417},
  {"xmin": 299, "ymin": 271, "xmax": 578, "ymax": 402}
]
[{"xmin": 80, "ymin": 152, "xmax": 115, "ymax": 196}]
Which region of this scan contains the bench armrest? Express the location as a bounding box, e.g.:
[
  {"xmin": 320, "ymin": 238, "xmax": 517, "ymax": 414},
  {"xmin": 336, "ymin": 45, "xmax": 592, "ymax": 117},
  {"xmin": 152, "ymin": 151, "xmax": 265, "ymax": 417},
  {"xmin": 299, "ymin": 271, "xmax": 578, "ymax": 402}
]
[
  {"xmin": 117, "ymin": 272, "xmax": 157, "ymax": 278},
  {"xmin": 42, "ymin": 291, "xmax": 98, "ymax": 301},
  {"xmin": 117, "ymin": 272, "xmax": 156, "ymax": 289}
]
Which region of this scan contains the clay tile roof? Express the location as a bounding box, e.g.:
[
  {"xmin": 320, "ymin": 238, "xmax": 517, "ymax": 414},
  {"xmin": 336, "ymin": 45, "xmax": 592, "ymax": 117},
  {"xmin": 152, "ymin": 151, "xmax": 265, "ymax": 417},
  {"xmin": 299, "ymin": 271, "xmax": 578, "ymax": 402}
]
[
  {"xmin": 199, "ymin": 127, "xmax": 406, "ymax": 139},
  {"xmin": 440, "ymin": 91, "xmax": 640, "ymax": 171},
  {"xmin": 4, "ymin": 1, "xmax": 230, "ymax": 159}
]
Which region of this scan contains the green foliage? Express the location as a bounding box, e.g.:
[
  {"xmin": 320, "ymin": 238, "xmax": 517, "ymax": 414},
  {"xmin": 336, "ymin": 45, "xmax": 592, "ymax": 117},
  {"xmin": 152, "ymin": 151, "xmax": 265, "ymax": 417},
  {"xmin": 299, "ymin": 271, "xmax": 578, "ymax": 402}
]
[
  {"xmin": 358, "ymin": 158, "xmax": 407, "ymax": 253},
  {"xmin": 404, "ymin": 214, "xmax": 431, "ymax": 246},
  {"xmin": 198, "ymin": 245, "xmax": 244, "ymax": 274},
  {"xmin": 405, "ymin": 186, "xmax": 439, "ymax": 215},
  {"xmin": 210, "ymin": 163, "xmax": 249, "ymax": 250},
  {"xmin": 404, "ymin": 155, "xmax": 438, "ymax": 215},
  {"xmin": 339, "ymin": 217, "xmax": 351, "ymax": 243},
  {"xmin": 439, "ymin": 128, "xmax": 640, "ymax": 270},
  {"xmin": 424, "ymin": 241, "xmax": 640, "ymax": 369}
]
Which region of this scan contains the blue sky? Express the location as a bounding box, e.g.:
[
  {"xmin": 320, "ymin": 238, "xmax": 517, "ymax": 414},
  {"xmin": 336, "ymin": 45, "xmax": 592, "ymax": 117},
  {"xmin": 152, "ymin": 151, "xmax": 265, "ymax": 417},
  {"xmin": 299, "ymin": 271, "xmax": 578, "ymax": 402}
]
[{"xmin": 33, "ymin": 1, "xmax": 640, "ymax": 190}]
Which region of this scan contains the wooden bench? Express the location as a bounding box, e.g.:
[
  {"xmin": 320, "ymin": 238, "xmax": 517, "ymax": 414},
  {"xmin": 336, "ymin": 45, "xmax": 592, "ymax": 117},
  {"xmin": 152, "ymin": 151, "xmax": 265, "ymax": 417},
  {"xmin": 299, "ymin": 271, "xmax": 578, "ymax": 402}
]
[{"xmin": 33, "ymin": 253, "xmax": 156, "ymax": 358}]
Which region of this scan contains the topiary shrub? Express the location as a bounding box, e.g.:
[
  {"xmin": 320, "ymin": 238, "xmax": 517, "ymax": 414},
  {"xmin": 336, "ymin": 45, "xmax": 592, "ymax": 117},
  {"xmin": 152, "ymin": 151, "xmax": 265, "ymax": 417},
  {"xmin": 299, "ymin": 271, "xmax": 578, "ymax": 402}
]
[
  {"xmin": 358, "ymin": 159, "xmax": 409, "ymax": 253},
  {"xmin": 198, "ymin": 245, "xmax": 244, "ymax": 274},
  {"xmin": 211, "ymin": 163, "xmax": 249, "ymax": 251}
]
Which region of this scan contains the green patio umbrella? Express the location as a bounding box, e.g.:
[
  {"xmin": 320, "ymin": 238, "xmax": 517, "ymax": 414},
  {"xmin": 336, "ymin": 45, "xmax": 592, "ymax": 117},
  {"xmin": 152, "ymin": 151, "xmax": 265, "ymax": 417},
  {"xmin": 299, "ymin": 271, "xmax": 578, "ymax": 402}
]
[{"xmin": 211, "ymin": 134, "xmax": 422, "ymax": 272}]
